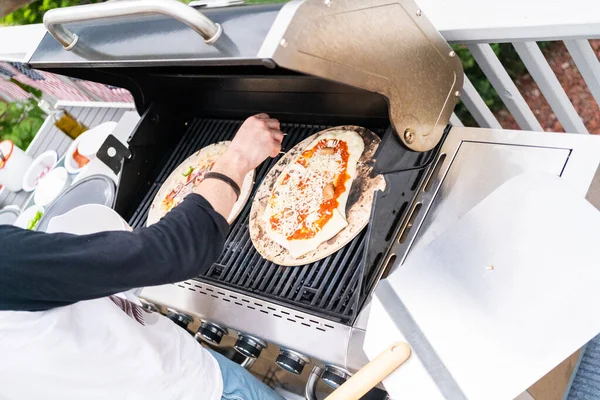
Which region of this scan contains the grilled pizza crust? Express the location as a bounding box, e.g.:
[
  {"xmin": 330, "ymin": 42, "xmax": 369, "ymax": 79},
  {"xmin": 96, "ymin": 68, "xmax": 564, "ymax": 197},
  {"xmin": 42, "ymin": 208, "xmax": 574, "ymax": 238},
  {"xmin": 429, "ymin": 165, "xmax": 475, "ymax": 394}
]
[
  {"xmin": 250, "ymin": 126, "xmax": 385, "ymax": 266},
  {"xmin": 147, "ymin": 141, "xmax": 254, "ymax": 226},
  {"xmin": 263, "ymin": 130, "xmax": 364, "ymax": 258}
]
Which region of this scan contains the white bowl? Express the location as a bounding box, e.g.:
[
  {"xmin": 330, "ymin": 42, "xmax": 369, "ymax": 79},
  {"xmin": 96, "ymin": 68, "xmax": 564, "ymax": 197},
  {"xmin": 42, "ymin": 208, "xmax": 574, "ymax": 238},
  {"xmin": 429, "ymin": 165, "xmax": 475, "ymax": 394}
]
[
  {"xmin": 64, "ymin": 121, "xmax": 118, "ymax": 175},
  {"xmin": 64, "ymin": 135, "xmax": 84, "ymax": 175},
  {"xmin": 46, "ymin": 204, "xmax": 131, "ymax": 235},
  {"xmin": 0, "ymin": 205, "xmax": 20, "ymax": 226},
  {"xmin": 78, "ymin": 121, "xmax": 117, "ymax": 158},
  {"xmin": 34, "ymin": 167, "xmax": 71, "ymax": 207},
  {"xmin": 14, "ymin": 205, "xmax": 44, "ymax": 230},
  {"xmin": 0, "ymin": 140, "xmax": 34, "ymax": 192},
  {"xmin": 21, "ymin": 150, "xmax": 58, "ymax": 192}
]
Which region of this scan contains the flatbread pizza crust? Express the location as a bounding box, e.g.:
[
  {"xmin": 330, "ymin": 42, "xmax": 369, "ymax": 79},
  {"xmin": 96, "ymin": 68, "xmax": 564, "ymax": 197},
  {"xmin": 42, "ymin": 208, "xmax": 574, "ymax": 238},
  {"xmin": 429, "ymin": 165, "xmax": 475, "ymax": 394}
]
[
  {"xmin": 249, "ymin": 126, "xmax": 386, "ymax": 266},
  {"xmin": 147, "ymin": 141, "xmax": 254, "ymax": 226}
]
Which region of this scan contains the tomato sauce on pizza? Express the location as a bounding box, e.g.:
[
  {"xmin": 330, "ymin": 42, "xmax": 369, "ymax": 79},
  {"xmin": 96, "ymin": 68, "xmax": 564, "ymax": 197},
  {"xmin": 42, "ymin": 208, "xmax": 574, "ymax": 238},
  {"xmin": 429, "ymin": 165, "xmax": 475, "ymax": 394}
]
[{"xmin": 268, "ymin": 138, "xmax": 350, "ymax": 241}]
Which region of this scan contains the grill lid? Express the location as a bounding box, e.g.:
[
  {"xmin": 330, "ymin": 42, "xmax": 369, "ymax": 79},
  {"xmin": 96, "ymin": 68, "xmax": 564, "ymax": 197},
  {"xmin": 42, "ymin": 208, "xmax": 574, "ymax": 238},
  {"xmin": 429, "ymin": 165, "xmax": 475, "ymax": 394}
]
[
  {"xmin": 29, "ymin": 0, "xmax": 462, "ymax": 152},
  {"xmin": 265, "ymin": 0, "xmax": 463, "ymax": 151}
]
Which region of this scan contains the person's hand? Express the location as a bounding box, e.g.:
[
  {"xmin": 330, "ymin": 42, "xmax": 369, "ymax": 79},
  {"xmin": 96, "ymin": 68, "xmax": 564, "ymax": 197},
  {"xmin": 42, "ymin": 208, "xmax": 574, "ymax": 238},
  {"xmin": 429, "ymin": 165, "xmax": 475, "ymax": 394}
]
[
  {"xmin": 226, "ymin": 113, "xmax": 283, "ymax": 172},
  {"xmin": 211, "ymin": 114, "xmax": 283, "ymax": 189},
  {"xmin": 198, "ymin": 114, "xmax": 282, "ymax": 218}
]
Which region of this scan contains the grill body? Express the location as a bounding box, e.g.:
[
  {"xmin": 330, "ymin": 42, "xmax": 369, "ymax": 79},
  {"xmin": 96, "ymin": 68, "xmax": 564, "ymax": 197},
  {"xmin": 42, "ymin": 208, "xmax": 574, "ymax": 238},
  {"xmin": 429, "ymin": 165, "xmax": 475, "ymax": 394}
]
[{"xmin": 25, "ymin": 0, "xmax": 462, "ymax": 374}]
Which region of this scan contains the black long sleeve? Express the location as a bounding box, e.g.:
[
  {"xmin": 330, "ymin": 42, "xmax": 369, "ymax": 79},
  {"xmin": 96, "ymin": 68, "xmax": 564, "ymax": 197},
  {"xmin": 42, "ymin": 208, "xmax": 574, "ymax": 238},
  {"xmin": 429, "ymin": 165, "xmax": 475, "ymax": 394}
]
[{"xmin": 0, "ymin": 194, "xmax": 229, "ymax": 311}]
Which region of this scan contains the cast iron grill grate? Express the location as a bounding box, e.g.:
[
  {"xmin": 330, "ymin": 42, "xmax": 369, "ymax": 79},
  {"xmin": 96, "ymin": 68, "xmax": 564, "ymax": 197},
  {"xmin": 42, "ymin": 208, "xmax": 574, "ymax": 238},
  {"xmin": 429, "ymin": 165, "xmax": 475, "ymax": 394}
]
[{"xmin": 129, "ymin": 118, "xmax": 426, "ymax": 324}]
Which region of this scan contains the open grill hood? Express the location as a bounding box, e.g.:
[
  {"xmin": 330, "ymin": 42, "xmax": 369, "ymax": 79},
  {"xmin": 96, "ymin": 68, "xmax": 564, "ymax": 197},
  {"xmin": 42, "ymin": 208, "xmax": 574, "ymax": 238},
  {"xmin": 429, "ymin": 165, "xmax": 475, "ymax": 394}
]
[{"xmin": 29, "ymin": 0, "xmax": 463, "ymax": 151}]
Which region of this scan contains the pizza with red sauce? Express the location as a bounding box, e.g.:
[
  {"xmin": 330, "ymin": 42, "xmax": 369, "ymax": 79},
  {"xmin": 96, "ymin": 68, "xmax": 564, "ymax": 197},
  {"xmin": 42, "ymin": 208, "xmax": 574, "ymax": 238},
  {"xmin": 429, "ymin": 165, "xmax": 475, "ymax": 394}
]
[
  {"xmin": 147, "ymin": 141, "xmax": 254, "ymax": 226},
  {"xmin": 263, "ymin": 130, "xmax": 364, "ymax": 258}
]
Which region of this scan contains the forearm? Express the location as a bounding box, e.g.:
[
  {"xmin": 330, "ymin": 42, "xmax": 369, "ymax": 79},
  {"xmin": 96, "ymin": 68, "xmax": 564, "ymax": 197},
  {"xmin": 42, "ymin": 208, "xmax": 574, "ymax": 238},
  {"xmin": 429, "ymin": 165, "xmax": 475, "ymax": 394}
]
[
  {"xmin": 0, "ymin": 194, "xmax": 228, "ymax": 311},
  {"xmin": 196, "ymin": 113, "xmax": 282, "ymax": 219},
  {"xmin": 195, "ymin": 149, "xmax": 250, "ymax": 219}
]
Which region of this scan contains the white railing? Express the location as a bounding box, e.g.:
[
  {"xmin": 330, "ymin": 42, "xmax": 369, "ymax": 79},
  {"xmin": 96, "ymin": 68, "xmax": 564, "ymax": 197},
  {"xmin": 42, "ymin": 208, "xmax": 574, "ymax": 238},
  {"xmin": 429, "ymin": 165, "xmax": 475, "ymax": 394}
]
[{"xmin": 419, "ymin": 0, "xmax": 600, "ymax": 134}]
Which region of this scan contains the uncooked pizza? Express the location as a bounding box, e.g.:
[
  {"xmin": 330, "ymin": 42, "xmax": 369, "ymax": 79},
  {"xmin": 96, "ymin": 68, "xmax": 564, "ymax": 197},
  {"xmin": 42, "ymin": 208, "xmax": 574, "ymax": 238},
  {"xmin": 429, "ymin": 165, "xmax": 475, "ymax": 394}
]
[
  {"xmin": 147, "ymin": 141, "xmax": 254, "ymax": 226},
  {"xmin": 250, "ymin": 126, "xmax": 385, "ymax": 266},
  {"xmin": 263, "ymin": 130, "xmax": 364, "ymax": 258}
]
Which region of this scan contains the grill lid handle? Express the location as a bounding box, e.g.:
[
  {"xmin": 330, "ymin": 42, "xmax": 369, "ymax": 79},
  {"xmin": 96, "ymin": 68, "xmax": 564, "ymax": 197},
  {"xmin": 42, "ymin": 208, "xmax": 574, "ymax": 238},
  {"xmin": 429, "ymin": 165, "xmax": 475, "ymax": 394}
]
[{"xmin": 43, "ymin": 0, "xmax": 223, "ymax": 51}]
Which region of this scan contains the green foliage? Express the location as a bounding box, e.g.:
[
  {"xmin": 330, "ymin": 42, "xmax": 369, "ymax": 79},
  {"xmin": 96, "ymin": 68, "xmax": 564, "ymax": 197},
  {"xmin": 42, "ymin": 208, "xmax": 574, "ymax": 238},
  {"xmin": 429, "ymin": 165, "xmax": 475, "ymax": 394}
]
[
  {"xmin": 0, "ymin": 76, "xmax": 46, "ymax": 150},
  {"xmin": 0, "ymin": 99, "xmax": 45, "ymax": 150},
  {"xmin": 1, "ymin": 0, "xmax": 103, "ymax": 25}
]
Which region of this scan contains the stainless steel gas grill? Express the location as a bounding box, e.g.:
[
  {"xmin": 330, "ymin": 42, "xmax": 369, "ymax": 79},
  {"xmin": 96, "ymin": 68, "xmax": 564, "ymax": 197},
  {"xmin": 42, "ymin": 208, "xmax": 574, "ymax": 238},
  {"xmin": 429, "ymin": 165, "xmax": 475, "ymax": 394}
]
[
  {"xmin": 27, "ymin": 0, "xmax": 600, "ymax": 397},
  {"xmin": 27, "ymin": 0, "xmax": 460, "ymax": 376}
]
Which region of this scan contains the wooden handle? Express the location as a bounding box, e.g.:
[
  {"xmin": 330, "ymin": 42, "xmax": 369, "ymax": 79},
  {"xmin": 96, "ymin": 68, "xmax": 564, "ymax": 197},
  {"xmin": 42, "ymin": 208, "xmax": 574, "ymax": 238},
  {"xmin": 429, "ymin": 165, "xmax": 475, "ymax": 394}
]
[{"xmin": 325, "ymin": 342, "xmax": 411, "ymax": 400}]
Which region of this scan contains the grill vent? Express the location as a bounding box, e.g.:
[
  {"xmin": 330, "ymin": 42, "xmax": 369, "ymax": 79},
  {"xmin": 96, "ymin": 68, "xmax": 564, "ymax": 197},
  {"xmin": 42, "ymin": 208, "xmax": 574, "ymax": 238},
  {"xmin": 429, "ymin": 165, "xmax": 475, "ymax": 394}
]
[{"xmin": 174, "ymin": 281, "xmax": 335, "ymax": 332}]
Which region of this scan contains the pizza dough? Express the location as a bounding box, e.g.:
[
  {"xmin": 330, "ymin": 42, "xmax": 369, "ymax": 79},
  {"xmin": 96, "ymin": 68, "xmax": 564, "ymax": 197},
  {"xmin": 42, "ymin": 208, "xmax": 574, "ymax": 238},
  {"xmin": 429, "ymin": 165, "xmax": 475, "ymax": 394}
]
[
  {"xmin": 263, "ymin": 130, "xmax": 364, "ymax": 258},
  {"xmin": 250, "ymin": 126, "xmax": 386, "ymax": 266},
  {"xmin": 147, "ymin": 141, "xmax": 254, "ymax": 226}
]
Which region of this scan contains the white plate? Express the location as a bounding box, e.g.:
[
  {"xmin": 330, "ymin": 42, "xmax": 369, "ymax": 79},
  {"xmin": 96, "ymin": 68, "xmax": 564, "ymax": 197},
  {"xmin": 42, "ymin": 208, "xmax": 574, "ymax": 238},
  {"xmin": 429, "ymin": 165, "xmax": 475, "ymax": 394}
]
[
  {"xmin": 46, "ymin": 204, "xmax": 131, "ymax": 235},
  {"xmin": 64, "ymin": 136, "xmax": 84, "ymax": 175},
  {"xmin": 64, "ymin": 121, "xmax": 118, "ymax": 175},
  {"xmin": 14, "ymin": 204, "xmax": 44, "ymax": 230},
  {"xmin": 21, "ymin": 150, "xmax": 58, "ymax": 192},
  {"xmin": 34, "ymin": 167, "xmax": 71, "ymax": 207},
  {"xmin": 78, "ymin": 121, "xmax": 117, "ymax": 158},
  {"xmin": 0, "ymin": 206, "xmax": 20, "ymax": 226}
]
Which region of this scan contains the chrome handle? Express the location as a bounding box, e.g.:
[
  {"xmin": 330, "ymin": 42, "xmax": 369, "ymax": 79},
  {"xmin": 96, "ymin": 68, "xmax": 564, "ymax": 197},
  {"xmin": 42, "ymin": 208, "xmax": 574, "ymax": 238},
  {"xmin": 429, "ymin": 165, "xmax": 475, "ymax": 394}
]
[
  {"xmin": 305, "ymin": 366, "xmax": 324, "ymax": 400},
  {"xmin": 43, "ymin": 0, "xmax": 223, "ymax": 51}
]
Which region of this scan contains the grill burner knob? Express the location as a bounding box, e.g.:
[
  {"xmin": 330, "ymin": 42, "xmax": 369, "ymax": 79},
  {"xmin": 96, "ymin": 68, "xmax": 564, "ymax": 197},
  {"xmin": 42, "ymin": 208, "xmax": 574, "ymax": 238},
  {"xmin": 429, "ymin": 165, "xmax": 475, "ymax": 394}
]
[
  {"xmin": 234, "ymin": 334, "xmax": 267, "ymax": 359},
  {"xmin": 166, "ymin": 309, "xmax": 193, "ymax": 331},
  {"xmin": 139, "ymin": 299, "xmax": 159, "ymax": 313},
  {"xmin": 320, "ymin": 366, "xmax": 351, "ymax": 389},
  {"xmin": 195, "ymin": 322, "xmax": 228, "ymax": 346},
  {"xmin": 275, "ymin": 349, "xmax": 311, "ymax": 375}
]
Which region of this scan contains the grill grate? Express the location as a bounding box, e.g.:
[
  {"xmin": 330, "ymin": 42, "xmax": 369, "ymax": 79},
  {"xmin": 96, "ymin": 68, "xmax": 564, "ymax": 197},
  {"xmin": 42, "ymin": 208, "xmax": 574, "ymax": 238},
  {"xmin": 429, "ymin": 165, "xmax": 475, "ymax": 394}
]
[{"xmin": 129, "ymin": 118, "xmax": 424, "ymax": 323}]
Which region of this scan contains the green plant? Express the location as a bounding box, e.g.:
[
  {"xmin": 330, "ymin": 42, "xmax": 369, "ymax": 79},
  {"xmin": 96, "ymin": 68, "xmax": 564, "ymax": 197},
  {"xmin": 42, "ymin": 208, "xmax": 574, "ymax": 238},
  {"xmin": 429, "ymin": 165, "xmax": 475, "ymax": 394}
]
[
  {"xmin": 1, "ymin": 0, "xmax": 103, "ymax": 25},
  {"xmin": 0, "ymin": 77, "xmax": 46, "ymax": 150},
  {"xmin": 0, "ymin": 99, "xmax": 46, "ymax": 150}
]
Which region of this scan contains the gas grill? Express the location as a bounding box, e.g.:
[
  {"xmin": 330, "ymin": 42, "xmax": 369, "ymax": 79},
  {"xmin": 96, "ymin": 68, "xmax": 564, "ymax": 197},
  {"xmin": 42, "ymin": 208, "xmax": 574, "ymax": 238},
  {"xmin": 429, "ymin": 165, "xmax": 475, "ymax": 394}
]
[{"xmin": 27, "ymin": 0, "xmax": 465, "ymax": 389}]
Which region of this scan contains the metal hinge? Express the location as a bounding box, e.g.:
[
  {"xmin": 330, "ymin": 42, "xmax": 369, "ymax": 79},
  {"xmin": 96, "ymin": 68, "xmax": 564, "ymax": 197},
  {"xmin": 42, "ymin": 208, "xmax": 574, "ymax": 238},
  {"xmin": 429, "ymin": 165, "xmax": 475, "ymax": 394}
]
[{"xmin": 96, "ymin": 134, "xmax": 132, "ymax": 176}]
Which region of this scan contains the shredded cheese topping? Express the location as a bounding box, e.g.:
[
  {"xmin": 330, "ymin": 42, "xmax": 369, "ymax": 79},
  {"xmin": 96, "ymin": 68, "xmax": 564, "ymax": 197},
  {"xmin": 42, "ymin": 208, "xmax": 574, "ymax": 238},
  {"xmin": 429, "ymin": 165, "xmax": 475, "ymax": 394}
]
[{"xmin": 267, "ymin": 139, "xmax": 349, "ymax": 239}]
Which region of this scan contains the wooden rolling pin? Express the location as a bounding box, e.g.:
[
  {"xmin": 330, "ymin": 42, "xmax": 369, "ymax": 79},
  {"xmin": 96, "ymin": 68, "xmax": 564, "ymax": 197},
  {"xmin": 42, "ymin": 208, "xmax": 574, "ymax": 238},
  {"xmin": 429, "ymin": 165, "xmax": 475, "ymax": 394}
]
[{"xmin": 325, "ymin": 342, "xmax": 411, "ymax": 400}]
